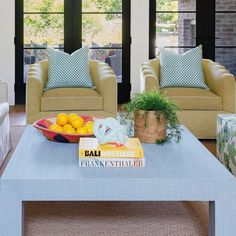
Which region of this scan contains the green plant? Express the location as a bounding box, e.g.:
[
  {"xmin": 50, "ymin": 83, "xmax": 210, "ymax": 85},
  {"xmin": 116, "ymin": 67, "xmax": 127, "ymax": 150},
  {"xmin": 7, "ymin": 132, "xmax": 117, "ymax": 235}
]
[
  {"xmin": 94, "ymin": 0, "xmax": 122, "ymax": 16},
  {"xmin": 122, "ymin": 90, "xmax": 182, "ymax": 144},
  {"xmin": 156, "ymin": 0, "xmax": 178, "ymax": 27}
]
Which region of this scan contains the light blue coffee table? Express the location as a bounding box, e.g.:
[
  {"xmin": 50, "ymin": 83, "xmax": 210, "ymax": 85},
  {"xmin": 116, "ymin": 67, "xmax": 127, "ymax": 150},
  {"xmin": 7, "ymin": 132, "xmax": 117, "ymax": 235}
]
[{"xmin": 1, "ymin": 126, "xmax": 236, "ymax": 236}]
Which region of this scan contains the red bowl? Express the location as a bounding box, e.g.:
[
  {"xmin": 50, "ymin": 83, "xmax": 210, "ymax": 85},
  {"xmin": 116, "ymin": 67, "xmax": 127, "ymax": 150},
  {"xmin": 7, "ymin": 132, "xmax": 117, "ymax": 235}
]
[{"xmin": 33, "ymin": 115, "xmax": 99, "ymax": 143}]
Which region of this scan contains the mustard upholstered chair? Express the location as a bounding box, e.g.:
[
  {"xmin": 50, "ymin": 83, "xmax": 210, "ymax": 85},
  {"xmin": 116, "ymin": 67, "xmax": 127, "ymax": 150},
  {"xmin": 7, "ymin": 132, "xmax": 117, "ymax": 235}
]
[
  {"xmin": 26, "ymin": 60, "xmax": 117, "ymax": 124},
  {"xmin": 140, "ymin": 58, "xmax": 236, "ymax": 139}
]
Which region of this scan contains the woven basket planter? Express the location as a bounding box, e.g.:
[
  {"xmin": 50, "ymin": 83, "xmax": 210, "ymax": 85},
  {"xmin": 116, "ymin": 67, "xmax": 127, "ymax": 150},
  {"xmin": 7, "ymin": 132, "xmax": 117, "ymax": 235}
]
[{"xmin": 134, "ymin": 110, "xmax": 166, "ymax": 144}]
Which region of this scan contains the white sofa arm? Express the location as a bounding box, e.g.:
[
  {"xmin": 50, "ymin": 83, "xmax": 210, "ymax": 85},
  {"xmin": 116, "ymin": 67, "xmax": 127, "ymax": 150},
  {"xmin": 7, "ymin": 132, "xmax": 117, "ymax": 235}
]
[{"xmin": 0, "ymin": 81, "xmax": 8, "ymax": 103}]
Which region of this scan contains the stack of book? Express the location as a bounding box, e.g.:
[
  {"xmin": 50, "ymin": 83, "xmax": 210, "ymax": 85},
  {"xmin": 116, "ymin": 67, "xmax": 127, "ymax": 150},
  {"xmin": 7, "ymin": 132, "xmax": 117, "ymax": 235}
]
[{"xmin": 78, "ymin": 138, "xmax": 145, "ymax": 168}]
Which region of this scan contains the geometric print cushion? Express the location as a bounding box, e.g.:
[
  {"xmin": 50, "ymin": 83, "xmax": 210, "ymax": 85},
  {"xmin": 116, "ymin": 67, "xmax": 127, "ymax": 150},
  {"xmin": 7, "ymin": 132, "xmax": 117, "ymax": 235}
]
[
  {"xmin": 159, "ymin": 45, "xmax": 208, "ymax": 89},
  {"xmin": 45, "ymin": 46, "xmax": 95, "ymax": 90}
]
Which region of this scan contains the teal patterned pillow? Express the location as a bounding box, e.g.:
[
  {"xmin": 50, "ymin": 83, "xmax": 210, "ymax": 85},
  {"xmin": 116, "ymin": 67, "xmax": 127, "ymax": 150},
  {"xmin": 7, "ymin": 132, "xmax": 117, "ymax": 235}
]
[
  {"xmin": 45, "ymin": 47, "xmax": 94, "ymax": 90},
  {"xmin": 160, "ymin": 46, "xmax": 208, "ymax": 89}
]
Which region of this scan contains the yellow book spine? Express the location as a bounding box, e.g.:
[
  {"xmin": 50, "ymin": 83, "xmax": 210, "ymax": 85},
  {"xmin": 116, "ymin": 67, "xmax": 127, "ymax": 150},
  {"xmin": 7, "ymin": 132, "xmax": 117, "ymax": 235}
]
[{"xmin": 79, "ymin": 149, "xmax": 144, "ymax": 158}]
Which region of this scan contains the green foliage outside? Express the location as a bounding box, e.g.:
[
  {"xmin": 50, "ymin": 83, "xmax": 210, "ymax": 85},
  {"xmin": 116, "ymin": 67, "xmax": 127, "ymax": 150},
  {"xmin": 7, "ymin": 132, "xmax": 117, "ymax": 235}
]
[
  {"xmin": 93, "ymin": 0, "xmax": 121, "ymax": 12},
  {"xmin": 157, "ymin": 0, "xmax": 178, "ymax": 32},
  {"xmin": 24, "ymin": 0, "xmax": 178, "ymax": 46},
  {"xmin": 24, "ymin": 0, "xmax": 64, "ymax": 45},
  {"xmin": 92, "ymin": 0, "xmax": 121, "ymax": 20},
  {"xmin": 24, "ymin": 0, "xmax": 122, "ymax": 46}
]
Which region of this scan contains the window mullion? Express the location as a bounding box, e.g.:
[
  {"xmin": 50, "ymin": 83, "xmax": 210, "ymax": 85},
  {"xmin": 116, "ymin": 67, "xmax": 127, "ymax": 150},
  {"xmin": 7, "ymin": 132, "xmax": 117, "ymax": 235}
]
[
  {"xmin": 74, "ymin": 0, "xmax": 82, "ymax": 50},
  {"xmin": 149, "ymin": 0, "xmax": 156, "ymax": 59},
  {"xmin": 64, "ymin": 0, "xmax": 75, "ymax": 53}
]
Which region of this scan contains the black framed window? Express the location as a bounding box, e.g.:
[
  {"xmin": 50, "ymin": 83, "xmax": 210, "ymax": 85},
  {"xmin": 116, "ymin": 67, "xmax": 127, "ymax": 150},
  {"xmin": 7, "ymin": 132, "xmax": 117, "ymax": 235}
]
[
  {"xmin": 215, "ymin": 0, "xmax": 236, "ymax": 76},
  {"xmin": 149, "ymin": 0, "xmax": 236, "ymax": 77},
  {"xmin": 149, "ymin": 0, "xmax": 196, "ymax": 59},
  {"xmin": 15, "ymin": 0, "xmax": 131, "ymax": 104},
  {"xmin": 23, "ymin": 0, "xmax": 64, "ymax": 83},
  {"xmin": 82, "ymin": 1, "xmax": 123, "ymax": 83}
]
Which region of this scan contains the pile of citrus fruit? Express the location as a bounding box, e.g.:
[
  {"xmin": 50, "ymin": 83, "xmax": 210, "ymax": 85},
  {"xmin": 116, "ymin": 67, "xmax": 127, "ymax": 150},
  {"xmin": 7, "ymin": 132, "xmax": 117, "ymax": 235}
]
[{"xmin": 49, "ymin": 113, "xmax": 94, "ymax": 135}]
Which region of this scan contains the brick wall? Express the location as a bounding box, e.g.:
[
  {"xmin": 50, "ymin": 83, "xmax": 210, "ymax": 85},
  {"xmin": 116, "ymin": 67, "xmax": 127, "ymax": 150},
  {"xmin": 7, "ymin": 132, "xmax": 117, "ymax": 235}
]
[
  {"xmin": 178, "ymin": 0, "xmax": 236, "ymax": 76},
  {"xmin": 178, "ymin": 0, "xmax": 196, "ymax": 53}
]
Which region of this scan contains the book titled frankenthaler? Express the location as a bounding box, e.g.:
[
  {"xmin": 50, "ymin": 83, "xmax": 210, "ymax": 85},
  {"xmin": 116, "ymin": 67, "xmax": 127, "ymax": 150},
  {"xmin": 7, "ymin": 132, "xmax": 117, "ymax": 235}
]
[{"xmin": 78, "ymin": 138, "xmax": 145, "ymax": 168}]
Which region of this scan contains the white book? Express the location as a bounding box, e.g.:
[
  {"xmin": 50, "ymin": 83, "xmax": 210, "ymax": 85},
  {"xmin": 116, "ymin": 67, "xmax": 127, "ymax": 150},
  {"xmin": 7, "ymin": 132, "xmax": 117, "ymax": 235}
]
[{"xmin": 79, "ymin": 158, "xmax": 145, "ymax": 168}]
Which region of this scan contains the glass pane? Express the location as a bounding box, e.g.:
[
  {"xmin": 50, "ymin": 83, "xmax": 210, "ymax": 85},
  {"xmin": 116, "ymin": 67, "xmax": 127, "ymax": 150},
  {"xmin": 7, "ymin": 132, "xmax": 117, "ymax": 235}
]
[
  {"xmin": 216, "ymin": 0, "xmax": 236, "ymax": 11},
  {"xmin": 82, "ymin": 0, "xmax": 122, "ymax": 12},
  {"xmin": 82, "ymin": 14, "xmax": 122, "ymax": 47},
  {"xmin": 155, "ymin": 47, "xmax": 194, "ymax": 56},
  {"xmin": 157, "ymin": 0, "xmax": 178, "ymax": 11},
  {"xmin": 156, "ymin": 0, "xmax": 196, "ymax": 12},
  {"xmin": 177, "ymin": 0, "xmax": 196, "ymax": 11},
  {"xmin": 24, "ymin": 0, "xmax": 64, "ymax": 12},
  {"xmin": 24, "ymin": 14, "xmax": 64, "ymax": 46},
  {"xmin": 24, "ymin": 48, "xmax": 48, "ymax": 63},
  {"xmin": 156, "ymin": 13, "xmax": 196, "ymax": 47},
  {"xmin": 216, "ymin": 13, "xmax": 236, "ymax": 46},
  {"xmin": 23, "ymin": 48, "xmax": 64, "ymax": 83},
  {"xmin": 215, "ymin": 48, "xmax": 236, "ymax": 76},
  {"xmin": 89, "ymin": 49, "xmax": 122, "ymax": 83},
  {"xmin": 23, "ymin": 49, "xmax": 48, "ymax": 83}
]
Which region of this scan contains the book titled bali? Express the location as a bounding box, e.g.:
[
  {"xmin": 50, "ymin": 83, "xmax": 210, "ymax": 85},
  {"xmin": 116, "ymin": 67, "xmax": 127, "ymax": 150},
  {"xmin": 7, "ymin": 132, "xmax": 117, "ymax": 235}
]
[{"xmin": 78, "ymin": 138, "xmax": 145, "ymax": 168}]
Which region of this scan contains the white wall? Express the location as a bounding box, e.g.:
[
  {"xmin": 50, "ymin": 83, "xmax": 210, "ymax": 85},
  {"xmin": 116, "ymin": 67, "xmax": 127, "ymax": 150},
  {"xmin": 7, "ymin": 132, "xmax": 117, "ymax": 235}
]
[
  {"xmin": 131, "ymin": 0, "xmax": 150, "ymax": 97},
  {"xmin": 0, "ymin": 0, "xmax": 149, "ymax": 104},
  {"xmin": 0, "ymin": 0, "xmax": 15, "ymax": 105}
]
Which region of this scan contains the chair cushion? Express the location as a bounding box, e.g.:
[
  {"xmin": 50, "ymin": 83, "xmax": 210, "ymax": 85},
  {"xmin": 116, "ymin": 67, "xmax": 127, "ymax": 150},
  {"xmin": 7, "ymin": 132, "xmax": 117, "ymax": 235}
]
[
  {"xmin": 0, "ymin": 103, "xmax": 9, "ymax": 124},
  {"xmin": 41, "ymin": 88, "xmax": 103, "ymax": 111},
  {"xmin": 159, "ymin": 46, "xmax": 208, "ymax": 89},
  {"xmin": 45, "ymin": 47, "xmax": 94, "ymax": 90},
  {"xmin": 160, "ymin": 88, "xmax": 222, "ymax": 110}
]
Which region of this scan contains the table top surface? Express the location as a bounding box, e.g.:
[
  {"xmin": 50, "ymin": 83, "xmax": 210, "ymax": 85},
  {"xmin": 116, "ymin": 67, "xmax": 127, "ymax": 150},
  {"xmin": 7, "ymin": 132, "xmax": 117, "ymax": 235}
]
[{"xmin": 1, "ymin": 126, "xmax": 234, "ymax": 181}]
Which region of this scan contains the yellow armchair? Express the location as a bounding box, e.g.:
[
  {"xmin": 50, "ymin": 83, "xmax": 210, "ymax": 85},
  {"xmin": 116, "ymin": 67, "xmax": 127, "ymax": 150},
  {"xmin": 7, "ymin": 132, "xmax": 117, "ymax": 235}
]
[
  {"xmin": 26, "ymin": 60, "xmax": 117, "ymax": 124},
  {"xmin": 141, "ymin": 58, "xmax": 235, "ymax": 139}
]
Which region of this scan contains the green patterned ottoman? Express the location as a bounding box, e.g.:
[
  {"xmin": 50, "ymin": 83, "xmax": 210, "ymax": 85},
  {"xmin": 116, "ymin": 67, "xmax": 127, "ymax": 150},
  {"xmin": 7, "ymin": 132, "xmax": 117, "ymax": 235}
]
[{"xmin": 217, "ymin": 114, "xmax": 236, "ymax": 175}]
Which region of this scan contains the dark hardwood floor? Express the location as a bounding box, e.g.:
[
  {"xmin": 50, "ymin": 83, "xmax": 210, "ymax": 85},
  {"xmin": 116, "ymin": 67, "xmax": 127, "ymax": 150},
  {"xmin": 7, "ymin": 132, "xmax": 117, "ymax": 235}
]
[{"xmin": 10, "ymin": 105, "xmax": 26, "ymax": 126}]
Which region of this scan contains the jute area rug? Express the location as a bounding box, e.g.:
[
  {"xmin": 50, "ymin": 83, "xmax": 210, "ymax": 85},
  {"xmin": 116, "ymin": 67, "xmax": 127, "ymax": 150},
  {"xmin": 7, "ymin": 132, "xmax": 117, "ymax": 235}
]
[{"xmin": 5, "ymin": 126, "xmax": 208, "ymax": 236}]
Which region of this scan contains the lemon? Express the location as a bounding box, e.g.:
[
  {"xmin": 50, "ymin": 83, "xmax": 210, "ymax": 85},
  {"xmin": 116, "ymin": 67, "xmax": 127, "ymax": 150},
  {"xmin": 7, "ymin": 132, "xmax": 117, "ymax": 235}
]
[
  {"xmin": 71, "ymin": 116, "xmax": 84, "ymax": 129},
  {"xmin": 63, "ymin": 124, "xmax": 73, "ymax": 132},
  {"xmin": 49, "ymin": 123, "xmax": 63, "ymax": 133},
  {"xmin": 85, "ymin": 121, "xmax": 94, "ymax": 127},
  {"xmin": 86, "ymin": 126, "xmax": 93, "ymax": 135},
  {"xmin": 77, "ymin": 127, "xmax": 88, "ymax": 135},
  {"xmin": 63, "ymin": 127, "xmax": 76, "ymax": 134},
  {"xmin": 56, "ymin": 113, "xmax": 68, "ymax": 126},
  {"xmin": 68, "ymin": 113, "xmax": 78, "ymax": 124}
]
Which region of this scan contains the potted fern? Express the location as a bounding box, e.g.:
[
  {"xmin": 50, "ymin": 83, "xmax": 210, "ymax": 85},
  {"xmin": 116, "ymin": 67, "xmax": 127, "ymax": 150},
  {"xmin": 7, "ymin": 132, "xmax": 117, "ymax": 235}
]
[{"xmin": 122, "ymin": 91, "xmax": 182, "ymax": 144}]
